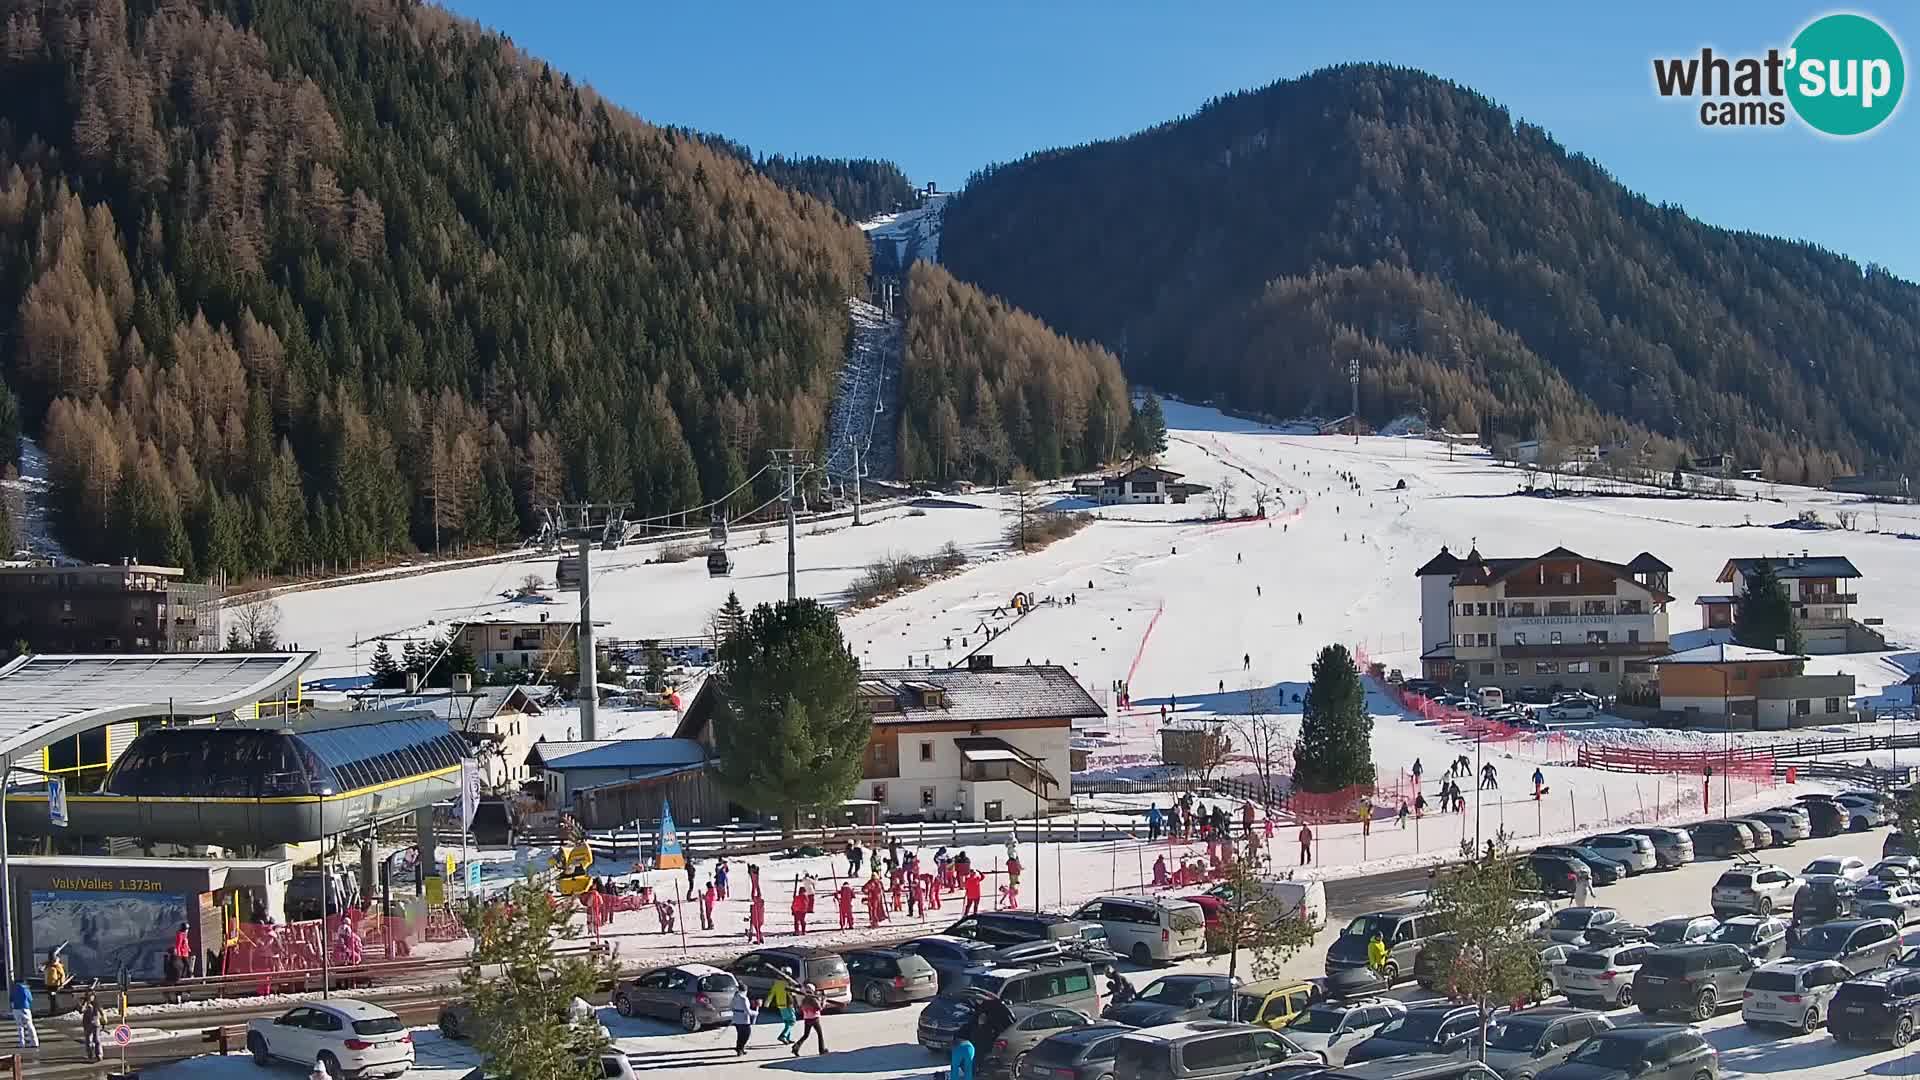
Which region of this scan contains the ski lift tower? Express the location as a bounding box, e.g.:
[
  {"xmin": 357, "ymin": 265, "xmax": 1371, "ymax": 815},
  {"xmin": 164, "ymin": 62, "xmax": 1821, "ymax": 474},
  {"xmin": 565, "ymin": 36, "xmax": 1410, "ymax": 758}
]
[{"xmin": 550, "ymin": 502, "xmax": 629, "ymax": 741}]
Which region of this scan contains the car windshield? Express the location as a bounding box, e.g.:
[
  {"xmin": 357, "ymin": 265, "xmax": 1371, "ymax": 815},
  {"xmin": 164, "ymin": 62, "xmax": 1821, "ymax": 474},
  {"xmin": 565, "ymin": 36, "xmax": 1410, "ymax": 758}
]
[
  {"xmin": 1859, "ymin": 888, "xmax": 1893, "ymax": 902},
  {"xmin": 1288, "ymin": 1007, "xmax": 1347, "ymax": 1034},
  {"xmin": 1376, "ymin": 1012, "xmax": 1448, "ymax": 1042},
  {"xmin": 1213, "ymin": 994, "xmax": 1267, "ymax": 1022},
  {"xmin": 1566, "ymin": 952, "xmax": 1612, "ymax": 970},
  {"xmin": 1807, "ymin": 860, "xmax": 1848, "ymax": 875},
  {"xmin": 1569, "ymin": 1036, "xmax": 1646, "ymax": 1069},
  {"xmin": 1482, "ymin": 1021, "xmax": 1545, "ymax": 1052},
  {"xmin": 1795, "ymin": 924, "xmax": 1849, "ymax": 951},
  {"xmin": 1136, "ymin": 980, "xmax": 1198, "ymax": 1003},
  {"xmin": 1716, "ymin": 873, "xmax": 1753, "ymax": 888},
  {"xmin": 351, "ymin": 1016, "xmax": 405, "ymax": 1036},
  {"xmin": 1344, "ymin": 915, "xmax": 1398, "ymax": 940},
  {"xmin": 1712, "ymin": 923, "xmax": 1760, "ymax": 944},
  {"xmin": 1747, "ymin": 970, "xmax": 1800, "ymax": 992},
  {"xmin": 1550, "ymin": 910, "xmax": 1603, "ymax": 929},
  {"xmin": 698, "ymin": 974, "xmax": 737, "ymax": 992},
  {"xmin": 1650, "ymin": 922, "xmax": 1697, "ymax": 944}
]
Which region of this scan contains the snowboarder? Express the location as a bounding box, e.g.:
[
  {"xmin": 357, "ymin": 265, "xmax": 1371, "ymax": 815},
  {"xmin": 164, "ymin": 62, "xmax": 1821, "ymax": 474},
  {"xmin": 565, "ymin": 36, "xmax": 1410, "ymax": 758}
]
[{"xmin": 1533, "ymin": 767, "xmax": 1546, "ymax": 800}]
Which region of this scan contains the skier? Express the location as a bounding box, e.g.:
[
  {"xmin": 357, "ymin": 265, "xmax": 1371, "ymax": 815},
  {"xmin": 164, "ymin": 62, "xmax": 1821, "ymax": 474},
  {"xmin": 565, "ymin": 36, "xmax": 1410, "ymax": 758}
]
[
  {"xmin": 748, "ymin": 893, "xmax": 766, "ymax": 943},
  {"xmin": 700, "ymin": 880, "xmax": 716, "ymax": 930},
  {"xmin": 1412, "ymin": 758, "xmax": 1424, "ymax": 785},
  {"xmin": 791, "ymin": 888, "xmax": 809, "ymax": 935},
  {"xmin": 1296, "ymin": 612, "xmax": 1302, "ymax": 625},
  {"xmin": 1397, "ymin": 801, "xmax": 1410, "ymax": 828},
  {"xmin": 1256, "ymin": 585, "xmax": 1262, "ymax": 596},
  {"xmin": 836, "ymin": 882, "xmax": 855, "ymax": 930},
  {"xmin": 1236, "ymin": 553, "xmax": 1242, "ymax": 563},
  {"xmin": 1243, "ymin": 653, "xmax": 1250, "ymax": 670},
  {"xmin": 1147, "ymin": 803, "xmax": 1164, "ymax": 841}
]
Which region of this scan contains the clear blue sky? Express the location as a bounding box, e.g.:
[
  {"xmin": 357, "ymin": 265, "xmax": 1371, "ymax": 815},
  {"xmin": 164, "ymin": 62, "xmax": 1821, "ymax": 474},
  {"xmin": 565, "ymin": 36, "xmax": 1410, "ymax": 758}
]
[{"xmin": 443, "ymin": 2, "xmax": 1917, "ymax": 281}]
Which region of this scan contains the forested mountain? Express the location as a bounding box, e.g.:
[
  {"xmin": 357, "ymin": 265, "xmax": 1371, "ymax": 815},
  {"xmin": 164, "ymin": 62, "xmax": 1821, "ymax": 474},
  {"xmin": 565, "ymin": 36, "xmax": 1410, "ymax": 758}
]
[
  {"xmin": 944, "ymin": 64, "xmax": 1918, "ymax": 483},
  {"xmin": 898, "ymin": 261, "xmax": 1129, "ymax": 484},
  {"xmin": 0, "ymin": 0, "xmax": 869, "ymax": 580},
  {"xmin": 689, "ymin": 134, "xmax": 920, "ymax": 223}
]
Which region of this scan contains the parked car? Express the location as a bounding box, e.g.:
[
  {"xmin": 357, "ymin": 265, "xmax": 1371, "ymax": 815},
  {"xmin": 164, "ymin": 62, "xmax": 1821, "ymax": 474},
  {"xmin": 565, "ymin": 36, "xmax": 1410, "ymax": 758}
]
[
  {"xmin": 1326, "ymin": 910, "xmax": 1446, "ymax": 984},
  {"xmin": 1687, "ymin": 822, "xmax": 1753, "ymax": 859},
  {"xmin": 1803, "ymin": 855, "xmax": 1870, "ymax": 883},
  {"xmin": 1710, "ymin": 865, "xmax": 1798, "ymax": 918},
  {"xmin": 1447, "ymin": 1007, "xmax": 1614, "ymax": 1080},
  {"xmin": 1792, "ymin": 875, "xmax": 1859, "ymax": 926},
  {"xmin": 1726, "ymin": 818, "xmax": 1773, "ymax": 850},
  {"xmin": 1343, "ymin": 1004, "xmax": 1500, "ymax": 1065},
  {"xmin": 1112, "ymin": 1021, "xmax": 1318, "ymax": 1080},
  {"xmin": 1707, "ymin": 915, "xmax": 1789, "ymax": 962},
  {"xmin": 981, "ymin": 1005, "xmax": 1096, "ymax": 1079},
  {"xmin": 1528, "ymin": 856, "xmax": 1592, "ymax": 899},
  {"xmin": 1829, "ymin": 969, "xmax": 1920, "ymax": 1046},
  {"xmin": 1750, "ymin": 811, "xmax": 1809, "ymax": 845},
  {"xmin": 1532, "ymin": 847, "xmax": 1626, "ymax": 885},
  {"xmin": 1646, "ymin": 916, "xmax": 1719, "ymax": 947},
  {"xmin": 1555, "ymin": 942, "xmax": 1656, "ymax": 1009},
  {"xmin": 1547, "ymin": 701, "xmax": 1598, "ymax": 721},
  {"xmin": 440, "ymin": 995, "xmax": 605, "ymax": 1044},
  {"xmin": 1740, "ymin": 959, "xmax": 1851, "ymax": 1033},
  {"xmin": 1537, "ymin": 945, "xmax": 1574, "ymax": 998},
  {"xmin": 1020, "ymin": 1022, "xmax": 1137, "ymax": 1080},
  {"xmin": 1535, "ymin": 1025, "xmax": 1718, "ymax": 1080},
  {"xmin": 1072, "ymin": 896, "xmax": 1210, "ymax": 966},
  {"xmin": 246, "ymin": 1000, "xmax": 414, "ymax": 1080},
  {"xmin": 1792, "ymin": 799, "xmax": 1846, "ymax": 838},
  {"xmin": 898, "ymin": 935, "xmax": 1003, "ymax": 993},
  {"xmin": 843, "ymin": 948, "xmax": 939, "ymax": 1008},
  {"xmin": 1280, "ymin": 1000, "xmax": 1408, "ymax": 1066},
  {"xmin": 727, "ymin": 947, "xmax": 852, "ymax": 1009},
  {"xmin": 1872, "ymin": 857, "xmax": 1920, "ymax": 883},
  {"xmin": 1211, "ymin": 979, "xmax": 1323, "ymax": 1029},
  {"xmin": 1578, "ymin": 835, "xmax": 1656, "ymax": 876},
  {"xmin": 1200, "ymin": 879, "xmax": 1329, "ymax": 931},
  {"xmin": 1621, "ymin": 827, "xmax": 1695, "ymax": 869},
  {"xmin": 1105, "ymin": 975, "xmax": 1239, "ymax": 1027},
  {"xmin": 1539, "ymin": 908, "xmax": 1626, "ymax": 948},
  {"xmin": 1765, "ymin": 805, "xmax": 1812, "ymax": 835},
  {"xmin": 947, "ymin": 911, "xmax": 1108, "ymax": 948},
  {"xmin": 612, "ymin": 963, "xmax": 739, "ymax": 1030},
  {"xmin": 1633, "ymin": 945, "xmax": 1758, "ymax": 1021},
  {"xmin": 1886, "ymin": 831, "xmax": 1916, "ymax": 858},
  {"xmin": 1785, "ymin": 917, "xmax": 1901, "ymax": 972},
  {"xmin": 948, "ymin": 961, "xmax": 1102, "ymax": 1016},
  {"xmin": 1833, "ymin": 795, "xmax": 1888, "ymax": 832},
  {"xmin": 1855, "ymin": 882, "xmax": 1920, "ymax": 925}
]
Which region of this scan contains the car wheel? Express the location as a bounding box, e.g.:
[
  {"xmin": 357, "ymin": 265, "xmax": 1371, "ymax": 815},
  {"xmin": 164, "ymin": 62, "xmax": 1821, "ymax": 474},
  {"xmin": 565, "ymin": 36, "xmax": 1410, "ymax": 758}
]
[
  {"xmin": 317, "ymin": 1052, "xmax": 344, "ymax": 1080},
  {"xmin": 1013, "ymin": 1051, "xmax": 1029, "ymax": 1076},
  {"xmin": 865, "ymin": 983, "xmax": 887, "ymax": 1008},
  {"xmin": 680, "ymin": 1007, "xmax": 700, "ymax": 1033},
  {"xmin": 1692, "ymin": 1071, "xmax": 1710, "ymax": 1080},
  {"xmin": 438, "ymin": 1013, "xmax": 461, "ymax": 1040},
  {"xmin": 1757, "ymin": 897, "xmax": 1773, "ymax": 914},
  {"xmin": 1383, "ymin": 961, "xmax": 1400, "ymax": 985},
  {"xmin": 1693, "ymin": 988, "xmax": 1717, "ymax": 1022},
  {"xmin": 1537, "ymin": 978, "xmax": 1554, "ymax": 1003},
  {"xmin": 1802, "ymin": 1007, "xmax": 1820, "ymax": 1035},
  {"xmin": 1131, "ymin": 943, "xmax": 1152, "ymax": 966},
  {"xmin": 1616, "ymin": 986, "xmax": 1634, "ymax": 1008},
  {"xmin": 247, "ymin": 1032, "xmax": 271, "ymax": 1065},
  {"xmin": 614, "ymin": 993, "xmax": 633, "ymax": 1018},
  {"xmin": 1895, "ymin": 1016, "xmax": 1914, "ymax": 1048}
]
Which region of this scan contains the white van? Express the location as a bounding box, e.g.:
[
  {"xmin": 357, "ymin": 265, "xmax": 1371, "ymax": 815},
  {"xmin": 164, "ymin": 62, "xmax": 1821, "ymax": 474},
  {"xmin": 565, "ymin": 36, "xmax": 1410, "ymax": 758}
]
[
  {"xmin": 1263, "ymin": 879, "xmax": 1328, "ymax": 931},
  {"xmin": 1474, "ymin": 686, "xmax": 1505, "ymax": 709},
  {"xmin": 1071, "ymin": 896, "xmax": 1209, "ymax": 964}
]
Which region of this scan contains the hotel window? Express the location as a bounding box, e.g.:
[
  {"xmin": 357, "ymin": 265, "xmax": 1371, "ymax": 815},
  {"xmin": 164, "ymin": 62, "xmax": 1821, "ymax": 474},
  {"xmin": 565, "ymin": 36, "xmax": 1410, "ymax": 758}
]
[
  {"xmin": 1548, "ymin": 601, "xmax": 1572, "ymax": 616},
  {"xmin": 1549, "ymin": 631, "xmax": 1563, "ymax": 645},
  {"xmin": 1583, "ymin": 601, "xmax": 1609, "ymax": 615},
  {"xmin": 1560, "ymin": 572, "xmax": 1573, "ymax": 585},
  {"xmin": 1566, "ymin": 661, "xmax": 1592, "ymax": 674},
  {"xmin": 1619, "ymin": 600, "xmax": 1643, "ymax": 614},
  {"xmin": 1825, "ymin": 697, "xmax": 1842, "ymax": 714},
  {"xmin": 1513, "ymin": 633, "xmax": 1527, "ymax": 646},
  {"xmin": 1598, "ymin": 661, "xmax": 1611, "ymax": 673},
  {"xmin": 1460, "ymin": 634, "xmax": 1473, "ymax": 648},
  {"xmin": 1495, "ymin": 602, "xmax": 1506, "ymax": 617},
  {"xmin": 1536, "ymin": 661, "xmax": 1558, "ymax": 675},
  {"xmin": 1627, "ymin": 629, "xmax": 1640, "ymax": 643},
  {"xmin": 919, "ymin": 741, "xmax": 934, "ymax": 762},
  {"xmin": 1587, "ymin": 630, "xmax": 1609, "ymax": 644},
  {"xmin": 1476, "ymin": 603, "xmax": 1489, "ymax": 616},
  {"xmin": 1796, "ymin": 699, "xmax": 1812, "ymax": 716},
  {"xmin": 1460, "ymin": 603, "xmax": 1473, "ymax": 616},
  {"xmin": 1476, "ymin": 634, "xmax": 1490, "ymax": 647},
  {"xmin": 1504, "ymin": 662, "xmax": 1521, "ymax": 675}
]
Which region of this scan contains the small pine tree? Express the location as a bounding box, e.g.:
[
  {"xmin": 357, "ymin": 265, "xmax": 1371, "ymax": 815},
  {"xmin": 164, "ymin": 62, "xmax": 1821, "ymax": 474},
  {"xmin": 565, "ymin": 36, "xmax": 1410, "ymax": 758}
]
[
  {"xmin": 1293, "ymin": 643, "xmax": 1374, "ymax": 793},
  {"xmin": 1734, "ymin": 559, "xmax": 1804, "ymax": 654},
  {"xmin": 224, "ymin": 624, "xmax": 245, "ymax": 652},
  {"xmin": 712, "ymin": 589, "xmax": 746, "ymax": 644},
  {"xmin": 1210, "ymin": 856, "xmax": 1317, "ymax": 984},
  {"xmin": 643, "ymin": 645, "xmax": 668, "ymax": 693},
  {"xmin": 1126, "ymin": 393, "xmax": 1169, "ymax": 461},
  {"xmin": 369, "ymin": 641, "xmax": 401, "ymax": 689},
  {"xmin": 401, "ymin": 639, "xmax": 423, "ymax": 678},
  {"xmin": 711, "ymin": 599, "xmax": 869, "ymax": 831},
  {"xmin": 458, "ymin": 872, "xmax": 612, "ymax": 1080}
]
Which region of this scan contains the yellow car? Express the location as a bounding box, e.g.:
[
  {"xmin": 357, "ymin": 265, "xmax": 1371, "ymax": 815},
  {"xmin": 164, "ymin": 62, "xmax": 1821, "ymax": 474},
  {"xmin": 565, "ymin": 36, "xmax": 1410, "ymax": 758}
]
[{"xmin": 1207, "ymin": 978, "xmax": 1322, "ymax": 1029}]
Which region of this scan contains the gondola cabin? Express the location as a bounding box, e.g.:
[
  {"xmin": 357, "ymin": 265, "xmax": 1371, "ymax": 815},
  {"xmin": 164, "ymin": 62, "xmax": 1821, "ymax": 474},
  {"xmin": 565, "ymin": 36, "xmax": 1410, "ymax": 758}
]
[{"xmin": 706, "ymin": 513, "xmax": 732, "ymax": 577}]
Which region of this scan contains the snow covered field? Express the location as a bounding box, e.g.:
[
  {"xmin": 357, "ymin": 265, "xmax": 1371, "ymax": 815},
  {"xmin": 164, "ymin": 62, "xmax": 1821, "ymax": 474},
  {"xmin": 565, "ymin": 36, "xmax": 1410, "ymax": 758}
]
[{"xmin": 258, "ymin": 401, "xmax": 1920, "ymax": 962}]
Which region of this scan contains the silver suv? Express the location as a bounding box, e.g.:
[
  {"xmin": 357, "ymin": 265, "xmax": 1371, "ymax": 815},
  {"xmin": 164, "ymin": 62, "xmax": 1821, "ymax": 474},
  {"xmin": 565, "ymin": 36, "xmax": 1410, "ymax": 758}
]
[{"xmin": 1711, "ymin": 864, "xmax": 1798, "ymax": 918}]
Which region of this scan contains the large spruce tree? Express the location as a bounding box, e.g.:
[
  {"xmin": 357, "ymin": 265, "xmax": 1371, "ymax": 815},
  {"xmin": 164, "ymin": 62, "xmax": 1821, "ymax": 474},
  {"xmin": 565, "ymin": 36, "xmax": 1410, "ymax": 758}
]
[
  {"xmin": 1127, "ymin": 393, "xmax": 1169, "ymax": 461},
  {"xmin": 1293, "ymin": 643, "xmax": 1374, "ymax": 793},
  {"xmin": 712, "ymin": 598, "xmax": 869, "ymax": 828},
  {"xmin": 1734, "ymin": 559, "xmax": 1804, "ymax": 655}
]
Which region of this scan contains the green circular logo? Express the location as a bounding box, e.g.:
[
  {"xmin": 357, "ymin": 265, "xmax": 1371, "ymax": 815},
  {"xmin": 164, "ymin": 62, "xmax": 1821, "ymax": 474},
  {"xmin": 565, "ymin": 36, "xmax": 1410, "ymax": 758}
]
[{"xmin": 1787, "ymin": 13, "xmax": 1905, "ymax": 136}]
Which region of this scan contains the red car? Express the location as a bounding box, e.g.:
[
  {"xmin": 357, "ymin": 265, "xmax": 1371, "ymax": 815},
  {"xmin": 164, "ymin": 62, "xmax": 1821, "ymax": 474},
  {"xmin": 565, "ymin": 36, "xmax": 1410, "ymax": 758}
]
[{"xmin": 1181, "ymin": 893, "xmax": 1226, "ymax": 951}]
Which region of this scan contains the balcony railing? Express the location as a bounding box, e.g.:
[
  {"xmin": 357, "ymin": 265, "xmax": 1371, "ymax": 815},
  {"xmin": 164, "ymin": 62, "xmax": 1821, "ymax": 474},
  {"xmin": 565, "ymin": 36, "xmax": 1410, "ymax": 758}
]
[
  {"xmin": 1800, "ymin": 593, "xmax": 1858, "ymax": 606},
  {"xmin": 1500, "ymin": 641, "xmax": 1668, "ymax": 658}
]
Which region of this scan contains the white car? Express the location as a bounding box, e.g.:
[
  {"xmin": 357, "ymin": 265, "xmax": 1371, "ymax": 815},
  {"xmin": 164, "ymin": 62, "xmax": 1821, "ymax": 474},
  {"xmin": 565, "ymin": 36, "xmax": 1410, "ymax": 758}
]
[
  {"xmin": 1802, "ymin": 856, "xmax": 1870, "ymax": 883},
  {"xmin": 1856, "ymin": 882, "xmax": 1920, "ymax": 925},
  {"xmin": 1579, "ymin": 834, "xmax": 1657, "ymax": 875},
  {"xmin": 1280, "ymin": 998, "xmax": 1408, "ymax": 1065},
  {"xmin": 247, "ymin": 1000, "xmax": 413, "ymax": 1078},
  {"xmin": 1548, "ymin": 701, "xmax": 1598, "ymax": 721},
  {"xmin": 1741, "ymin": 959, "xmax": 1851, "ymax": 1034},
  {"xmin": 1712, "ymin": 865, "xmax": 1799, "ymax": 917},
  {"xmin": 1515, "ymin": 900, "xmax": 1555, "ymax": 935},
  {"xmin": 1555, "ymin": 942, "xmax": 1656, "ymax": 1008},
  {"xmin": 1835, "ymin": 795, "xmax": 1891, "ymax": 829}
]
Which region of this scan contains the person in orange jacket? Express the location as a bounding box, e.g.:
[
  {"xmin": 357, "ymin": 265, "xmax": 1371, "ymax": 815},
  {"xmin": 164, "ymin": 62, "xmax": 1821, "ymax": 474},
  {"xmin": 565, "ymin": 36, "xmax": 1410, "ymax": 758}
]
[
  {"xmin": 790, "ymin": 888, "xmax": 809, "ymax": 935},
  {"xmin": 835, "ymin": 883, "xmax": 856, "ymax": 930}
]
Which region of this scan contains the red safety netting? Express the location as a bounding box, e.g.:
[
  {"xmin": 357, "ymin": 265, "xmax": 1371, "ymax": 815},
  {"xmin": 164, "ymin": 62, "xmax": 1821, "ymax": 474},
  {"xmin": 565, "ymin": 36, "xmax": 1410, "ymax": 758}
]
[
  {"xmin": 1574, "ymin": 743, "xmax": 1777, "ymax": 781},
  {"xmin": 222, "ymin": 906, "xmax": 469, "ymax": 987}
]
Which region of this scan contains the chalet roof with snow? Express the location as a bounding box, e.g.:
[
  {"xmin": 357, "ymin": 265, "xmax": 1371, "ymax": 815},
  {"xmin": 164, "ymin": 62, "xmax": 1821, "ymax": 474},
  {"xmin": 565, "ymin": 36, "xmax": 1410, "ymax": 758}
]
[
  {"xmin": 1718, "ymin": 557, "xmax": 1861, "ymax": 582},
  {"xmin": 526, "ymin": 737, "xmax": 706, "ymax": 773},
  {"xmin": 357, "ymin": 685, "xmax": 543, "ymax": 724},
  {"xmin": 1443, "ymin": 546, "xmax": 1673, "ymax": 600},
  {"xmin": 1651, "ymin": 644, "xmax": 1807, "ymax": 665},
  {"xmin": 1414, "ymin": 547, "xmax": 1463, "ymax": 577}
]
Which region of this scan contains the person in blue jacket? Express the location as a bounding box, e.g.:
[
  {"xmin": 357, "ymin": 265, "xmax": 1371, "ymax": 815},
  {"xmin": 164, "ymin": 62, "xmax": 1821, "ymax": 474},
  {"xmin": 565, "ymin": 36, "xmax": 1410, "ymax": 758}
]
[
  {"xmin": 10, "ymin": 978, "xmax": 38, "ymax": 1048},
  {"xmin": 949, "ymin": 1035, "xmax": 976, "ymax": 1080}
]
